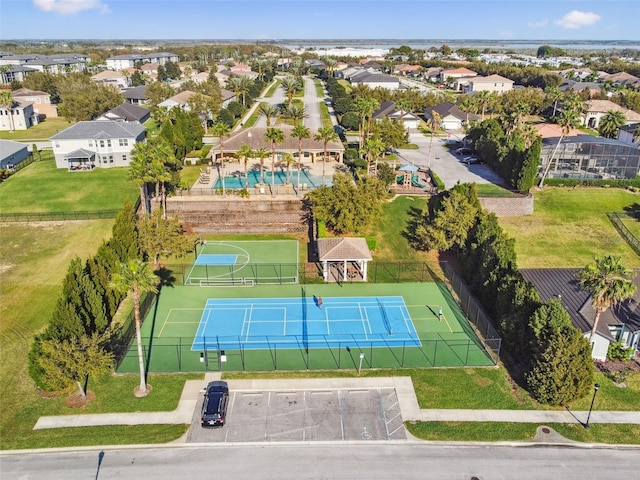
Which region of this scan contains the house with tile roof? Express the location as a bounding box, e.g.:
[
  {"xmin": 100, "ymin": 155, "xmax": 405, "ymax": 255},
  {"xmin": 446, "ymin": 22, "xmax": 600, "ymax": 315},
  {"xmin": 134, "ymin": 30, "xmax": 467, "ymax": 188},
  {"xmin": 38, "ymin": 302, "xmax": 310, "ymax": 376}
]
[
  {"xmin": 583, "ymin": 99, "xmax": 640, "ymax": 129},
  {"xmin": 91, "ymin": 70, "xmax": 129, "ymax": 89},
  {"xmin": 439, "ymin": 67, "xmax": 477, "ymax": 83},
  {"xmin": 50, "ymin": 120, "xmax": 146, "ymax": 170},
  {"xmin": 11, "ymin": 87, "xmax": 57, "ymax": 118},
  {"xmin": 521, "ymin": 269, "xmax": 640, "ymax": 361},
  {"xmin": 465, "ymin": 74, "xmax": 514, "ymax": 94}
]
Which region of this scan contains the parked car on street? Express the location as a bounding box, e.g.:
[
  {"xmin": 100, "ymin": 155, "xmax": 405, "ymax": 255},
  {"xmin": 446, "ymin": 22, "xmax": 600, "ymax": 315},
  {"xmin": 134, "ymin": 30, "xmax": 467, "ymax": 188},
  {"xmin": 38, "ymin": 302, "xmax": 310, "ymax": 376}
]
[
  {"xmin": 201, "ymin": 381, "xmax": 229, "ymax": 428},
  {"xmin": 462, "ymin": 156, "xmax": 482, "ymax": 164},
  {"xmin": 456, "ymin": 147, "xmax": 474, "ymax": 156}
]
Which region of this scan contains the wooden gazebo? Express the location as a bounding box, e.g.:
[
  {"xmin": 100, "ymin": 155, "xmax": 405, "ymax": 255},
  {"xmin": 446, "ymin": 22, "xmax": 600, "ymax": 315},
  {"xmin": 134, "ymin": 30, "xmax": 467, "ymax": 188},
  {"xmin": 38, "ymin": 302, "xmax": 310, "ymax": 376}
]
[{"xmin": 317, "ymin": 238, "xmax": 373, "ymax": 283}]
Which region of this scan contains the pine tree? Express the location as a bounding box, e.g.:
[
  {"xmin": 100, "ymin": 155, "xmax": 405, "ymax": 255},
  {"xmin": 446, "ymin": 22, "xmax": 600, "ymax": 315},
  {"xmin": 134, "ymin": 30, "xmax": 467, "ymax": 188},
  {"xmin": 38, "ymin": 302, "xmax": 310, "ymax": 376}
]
[
  {"xmin": 526, "ymin": 325, "xmax": 594, "ymax": 406},
  {"xmin": 111, "ymin": 200, "xmax": 140, "ymax": 262}
]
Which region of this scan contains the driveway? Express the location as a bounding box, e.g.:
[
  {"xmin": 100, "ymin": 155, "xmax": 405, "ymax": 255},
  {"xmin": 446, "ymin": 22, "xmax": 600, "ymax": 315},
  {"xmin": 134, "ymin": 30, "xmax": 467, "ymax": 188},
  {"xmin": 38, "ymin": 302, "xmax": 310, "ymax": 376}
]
[
  {"xmin": 396, "ymin": 132, "xmax": 506, "ymax": 189},
  {"xmin": 186, "ymin": 387, "xmax": 406, "ymax": 443}
]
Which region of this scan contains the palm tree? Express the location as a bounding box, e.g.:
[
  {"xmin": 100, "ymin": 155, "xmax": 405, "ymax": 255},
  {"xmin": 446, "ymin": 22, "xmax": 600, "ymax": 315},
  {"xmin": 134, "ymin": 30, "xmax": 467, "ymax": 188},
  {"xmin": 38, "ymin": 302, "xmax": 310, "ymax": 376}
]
[
  {"xmin": 426, "ymin": 109, "xmax": 441, "ymax": 170},
  {"xmin": 237, "ymin": 144, "xmax": 254, "ymax": 187},
  {"xmin": 395, "ymin": 97, "xmax": 411, "ymax": 131},
  {"xmin": 254, "ymin": 147, "xmax": 269, "ymax": 185},
  {"xmin": 110, "ymin": 259, "xmax": 159, "ymax": 396},
  {"xmin": 579, "ymin": 255, "xmax": 636, "ymax": 343},
  {"xmin": 258, "ymin": 103, "xmax": 279, "ymax": 127},
  {"xmin": 353, "ymin": 97, "xmax": 379, "ymax": 150},
  {"xmin": 598, "ymin": 110, "xmax": 626, "ymax": 139},
  {"xmin": 264, "ymin": 127, "xmax": 285, "ymax": 196},
  {"xmin": 291, "ymin": 124, "xmax": 310, "ymax": 191},
  {"xmin": 129, "ymin": 142, "xmax": 155, "ymax": 216},
  {"xmin": 475, "ymin": 90, "xmax": 491, "ymax": 120},
  {"xmin": 544, "ymin": 86, "xmax": 563, "ymax": 119},
  {"xmin": 213, "ymin": 122, "xmax": 231, "ymax": 195},
  {"xmin": 281, "ymin": 103, "xmax": 307, "ymax": 126},
  {"xmin": 282, "ymin": 152, "xmax": 295, "ymax": 184},
  {"xmin": 363, "ymin": 135, "xmax": 385, "ymax": 174},
  {"xmin": 457, "ymin": 96, "xmax": 474, "ymax": 125},
  {"xmin": 539, "ymin": 108, "xmax": 582, "ymax": 187},
  {"xmin": 314, "ymin": 126, "xmax": 339, "ymax": 185},
  {"xmin": 280, "ymin": 76, "xmax": 300, "ymax": 105},
  {"xmin": 227, "ymin": 75, "xmax": 250, "ymax": 106},
  {"xmin": 634, "ymin": 124, "xmax": 640, "ymax": 146},
  {"xmin": 0, "ymin": 90, "xmax": 16, "ymax": 132}
]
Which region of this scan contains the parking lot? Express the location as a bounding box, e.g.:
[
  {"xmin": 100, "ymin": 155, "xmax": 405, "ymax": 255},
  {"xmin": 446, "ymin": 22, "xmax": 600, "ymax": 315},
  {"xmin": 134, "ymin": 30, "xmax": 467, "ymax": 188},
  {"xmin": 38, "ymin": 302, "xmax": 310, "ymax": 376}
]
[{"xmin": 186, "ymin": 388, "xmax": 406, "ymax": 443}]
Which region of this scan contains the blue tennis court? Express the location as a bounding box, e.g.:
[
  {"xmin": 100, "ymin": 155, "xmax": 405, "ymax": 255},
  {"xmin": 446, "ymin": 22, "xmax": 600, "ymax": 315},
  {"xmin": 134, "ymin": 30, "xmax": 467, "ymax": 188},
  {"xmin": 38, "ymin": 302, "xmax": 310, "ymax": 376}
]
[
  {"xmin": 194, "ymin": 254, "xmax": 238, "ymax": 266},
  {"xmin": 191, "ymin": 295, "xmax": 421, "ymax": 350}
]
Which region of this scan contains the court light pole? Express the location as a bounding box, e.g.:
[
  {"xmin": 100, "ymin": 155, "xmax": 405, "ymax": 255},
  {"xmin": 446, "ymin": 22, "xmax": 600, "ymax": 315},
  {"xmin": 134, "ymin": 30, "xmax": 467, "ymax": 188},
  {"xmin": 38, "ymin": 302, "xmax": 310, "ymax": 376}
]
[
  {"xmin": 584, "ymin": 383, "xmax": 600, "ymax": 429},
  {"xmin": 357, "ymin": 352, "xmax": 365, "ymax": 376}
]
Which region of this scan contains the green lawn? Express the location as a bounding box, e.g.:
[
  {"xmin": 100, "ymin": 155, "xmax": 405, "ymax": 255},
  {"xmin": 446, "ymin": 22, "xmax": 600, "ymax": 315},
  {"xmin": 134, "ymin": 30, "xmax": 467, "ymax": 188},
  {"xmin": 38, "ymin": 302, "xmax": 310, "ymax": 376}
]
[
  {"xmin": 2, "ymin": 189, "xmax": 639, "ymax": 450},
  {"xmin": 406, "ymin": 422, "xmax": 640, "ymax": 444},
  {"xmin": 314, "ymin": 78, "xmax": 325, "ymax": 97},
  {"xmin": 0, "ymin": 154, "xmax": 138, "ymax": 213},
  {"xmin": 500, "ymin": 187, "xmax": 640, "ymax": 268},
  {"xmin": 319, "ymin": 101, "xmax": 333, "ymax": 129},
  {"xmin": 0, "ymin": 117, "xmax": 72, "ymax": 141},
  {"xmin": 263, "ymin": 79, "xmax": 280, "ymax": 98}
]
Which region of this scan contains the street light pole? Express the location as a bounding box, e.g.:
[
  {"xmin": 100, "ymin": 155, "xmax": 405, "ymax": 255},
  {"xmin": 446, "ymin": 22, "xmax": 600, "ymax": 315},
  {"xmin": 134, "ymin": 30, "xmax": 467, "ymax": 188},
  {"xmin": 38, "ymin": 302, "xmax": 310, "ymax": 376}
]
[{"xmin": 584, "ymin": 383, "xmax": 600, "ymax": 429}]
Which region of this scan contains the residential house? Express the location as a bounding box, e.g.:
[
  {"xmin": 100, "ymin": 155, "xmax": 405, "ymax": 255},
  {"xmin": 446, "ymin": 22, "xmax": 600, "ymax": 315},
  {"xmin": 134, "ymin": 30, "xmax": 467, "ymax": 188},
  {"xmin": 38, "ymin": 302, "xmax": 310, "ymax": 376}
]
[
  {"xmin": 221, "ymin": 89, "xmax": 236, "ymax": 108},
  {"xmin": 618, "ymin": 123, "xmax": 640, "ymax": 148},
  {"xmin": 157, "ymin": 90, "xmax": 197, "ymax": 111},
  {"xmin": 464, "ymin": 74, "xmax": 514, "ymax": 94},
  {"xmin": 532, "ymin": 123, "xmax": 582, "ymax": 140},
  {"xmin": 91, "ymin": 70, "xmax": 129, "ymax": 89},
  {"xmin": 229, "ymin": 64, "xmax": 259, "ymax": 80},
  {"xmin": 123, "ymin": 85, "xmax": 149, "ymax": 105},
  {"xmin": 106, "ymin": 52, "xmax": 179, "ymax": 70},
  {"xmin": 582, "ymin": 100, "xmax": 640, "ymax": 129},
  {"xmin": 373, "ymin": 101, "xmax": 420, "ymax": 130},
  {"xmin": 438, "ymin": 67, "xmax": 477, "ymax": 83},
  {"xmin": 423, "ymin": 67, "xmax": 443, "ymax": 82},
  {"xmin": 424, "ymin": 102, "xmax": 479, "ymax": 131},
  {"xmin": 559, "ymin": 80, "xmax": 603, "ymax": 98},
  {"xmin": 349, "ymin": 71, "xmax": 400, "ymax": 90},
  {"xmin": 603, "ymin": 71, "xmax": 640, "ymax": 88},
  {"xmin": 50, "ymin": 120, "xmax": 146, "ymax": 170},
  {"xmin": 139, "ymin": 63, "xmax": 159, "ymax": 79},
  {"xmin": 11, "ymin": 88, "xmax": 57, "ymax": 118},
  {"xmin": 0, "ymin": 139, "xmax": 30, "ymax": 170},
  {"xmin": 0, "ymin": 98, "xmax": 38, "ymax": 131},
  {"xmin": 521, "ymin": 269, "xmax": 640, "ymax": 361},
  {"xmin": 97, "ymin": 103, "xmax": 151, "ymax": 123}
]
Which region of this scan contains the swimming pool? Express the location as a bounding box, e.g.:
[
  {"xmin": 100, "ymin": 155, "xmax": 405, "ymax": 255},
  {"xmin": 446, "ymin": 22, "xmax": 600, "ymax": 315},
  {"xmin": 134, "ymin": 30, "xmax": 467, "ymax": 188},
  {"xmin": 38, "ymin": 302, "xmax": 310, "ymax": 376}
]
[{"xmin": 214, "ymin": 170, "xmax": 327, "ymax": 189}]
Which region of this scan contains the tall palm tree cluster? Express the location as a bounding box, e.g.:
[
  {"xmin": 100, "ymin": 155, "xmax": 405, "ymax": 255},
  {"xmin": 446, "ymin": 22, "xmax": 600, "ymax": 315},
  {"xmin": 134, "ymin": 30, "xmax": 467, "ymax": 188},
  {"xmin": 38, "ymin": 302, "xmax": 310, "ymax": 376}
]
[{"xmin": 128, "ymin": 138, "xmax": 181, "ymax": 218}]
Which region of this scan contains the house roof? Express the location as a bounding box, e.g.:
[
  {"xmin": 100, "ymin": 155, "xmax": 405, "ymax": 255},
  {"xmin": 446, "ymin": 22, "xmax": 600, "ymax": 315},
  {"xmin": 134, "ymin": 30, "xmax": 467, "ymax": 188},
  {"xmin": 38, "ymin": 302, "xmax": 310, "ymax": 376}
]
[
  {"xmin": 442, "ymin": 67, "xmax": 477, "ymax": 75},
  {"xmin": 317, "ymin": 238, "xmax": 372, "ymax": 262},
  {"xmin": 64, "ymin": 148, "xmax": 95, "ymax": 159},
  {"xmin": 103, "ymin": 103, "xmax": 150, "ymax": 122},
  {"xmin": 218, "ymin": 126, "xmax": 344, "ymax": 153},
  {"xmin": 51, "ymin": 120, "xmax": 146, "ymax": 140},
  {"xmin": 521, "ymin": 269, "xmax": 640, "ymax": 339},
  {"xmin": 91, "ymin": 70, "xmax": 125, "ymax": 81},
  {"xmin": 532, "ymin": 123, "xmax": 582, "ymax": 139},
  {"xmin": 424, "ymin": 102, "xmax": 479, "ymax": 122},
  {"xmin": 584, "ymin": 100, "xmax": 640, "ymax": 122},
  {"xmin": 122, "ymin": 85, "xmax": 148, "ymax": 100},
  {"xmin": 0, "ymin": 139, "xmax": 28, "ymax": 160},
  {"xmin": 352, "ymin": 72, "xmax": 398, "ymax": 84},
  {"xmin": 471, "ymin": 74, "xmax": 514, "ymax": 83},
  {"xmin": 620, "ymin": 122, "xmax": 640, "ymax": 134},
  {"xmin": 11, "ymin": 88, "xmax": 49, "ymax": 97},
  {"xmin": 372, "ymin": 100, "xmax": 396, "ymax": 119}
]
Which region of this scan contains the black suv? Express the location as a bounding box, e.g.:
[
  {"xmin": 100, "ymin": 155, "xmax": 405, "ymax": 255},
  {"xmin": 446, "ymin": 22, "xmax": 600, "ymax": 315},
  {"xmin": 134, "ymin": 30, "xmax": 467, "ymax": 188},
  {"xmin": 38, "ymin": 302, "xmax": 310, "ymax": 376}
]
[{"xmin": 200, "ymin": 381, "xmax": 229, "ymax": 428}]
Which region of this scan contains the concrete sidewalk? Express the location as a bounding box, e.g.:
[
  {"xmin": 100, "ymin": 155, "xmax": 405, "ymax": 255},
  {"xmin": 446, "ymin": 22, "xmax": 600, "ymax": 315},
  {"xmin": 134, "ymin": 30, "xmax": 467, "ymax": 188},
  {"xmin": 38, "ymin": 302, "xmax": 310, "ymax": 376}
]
[{"xmin": 33, "ymin": 375, "xmax": 640, "ymax": 430}]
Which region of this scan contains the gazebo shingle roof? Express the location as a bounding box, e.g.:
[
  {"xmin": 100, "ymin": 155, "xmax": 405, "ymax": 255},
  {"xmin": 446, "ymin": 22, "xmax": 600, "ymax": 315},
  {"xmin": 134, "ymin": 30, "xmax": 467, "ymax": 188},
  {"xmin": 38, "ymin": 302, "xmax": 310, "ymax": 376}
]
[{"xmin": 317, "ymin": 238, "xmax": 372, "ymax": 261}]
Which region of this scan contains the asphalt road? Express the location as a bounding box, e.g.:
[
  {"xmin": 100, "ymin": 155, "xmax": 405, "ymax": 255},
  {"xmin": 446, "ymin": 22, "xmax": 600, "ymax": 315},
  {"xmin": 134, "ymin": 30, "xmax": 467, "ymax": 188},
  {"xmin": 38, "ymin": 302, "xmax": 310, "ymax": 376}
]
[{"xmin": 1, "ymin": 444, "xmax": 637, "ymax": 479}]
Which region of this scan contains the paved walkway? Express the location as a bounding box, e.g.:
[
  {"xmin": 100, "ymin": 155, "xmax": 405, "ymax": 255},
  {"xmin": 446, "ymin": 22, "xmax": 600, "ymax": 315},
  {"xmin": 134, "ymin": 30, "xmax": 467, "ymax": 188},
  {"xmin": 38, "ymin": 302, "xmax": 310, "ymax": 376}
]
[{"xmin": 33, "ymin": 376, "xmax": 640, "ymax": 431}]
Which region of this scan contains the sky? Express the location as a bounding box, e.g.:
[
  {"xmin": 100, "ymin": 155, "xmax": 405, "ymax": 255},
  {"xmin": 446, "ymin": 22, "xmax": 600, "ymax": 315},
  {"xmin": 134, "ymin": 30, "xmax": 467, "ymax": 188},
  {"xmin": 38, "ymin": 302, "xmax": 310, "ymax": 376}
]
[{"xmin": 0, "ymin": 0, "xmax": 639, "ymax": 41}]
